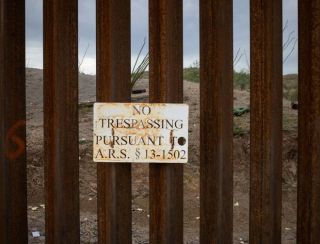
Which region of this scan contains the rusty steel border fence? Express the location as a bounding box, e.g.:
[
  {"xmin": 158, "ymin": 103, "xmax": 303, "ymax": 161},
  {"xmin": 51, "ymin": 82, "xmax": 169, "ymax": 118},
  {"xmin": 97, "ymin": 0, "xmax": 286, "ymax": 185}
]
[{"xmin": 0, "ymin": 0, "xmax": 319, "ymax": 243}]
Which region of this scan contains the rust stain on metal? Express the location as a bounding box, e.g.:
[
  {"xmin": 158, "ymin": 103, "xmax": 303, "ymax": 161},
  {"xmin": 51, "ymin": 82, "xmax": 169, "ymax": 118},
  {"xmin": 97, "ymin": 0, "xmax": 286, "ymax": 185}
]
[
  {"xmin": 110, "ymin": 128, "xmax": 115, "ymax": 148},
  {"xmin": 170, "ymin": 130, "xmax": 174, "ymax": 150}
]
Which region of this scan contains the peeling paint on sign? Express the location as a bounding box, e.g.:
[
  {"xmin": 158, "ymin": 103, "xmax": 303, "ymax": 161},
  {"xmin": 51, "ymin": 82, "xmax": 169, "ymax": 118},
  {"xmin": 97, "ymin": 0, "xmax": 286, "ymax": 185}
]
[{"xmin": 93, "ymin": 103, "xmax": 189, "ymax": 163}]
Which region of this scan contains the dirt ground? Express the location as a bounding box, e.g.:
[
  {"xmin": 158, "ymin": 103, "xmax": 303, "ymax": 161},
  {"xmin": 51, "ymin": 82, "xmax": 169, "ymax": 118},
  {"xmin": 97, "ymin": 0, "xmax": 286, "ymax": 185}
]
[{"xmin": 26, "ymin": 68, "xmax": 298, "ymax": 243}]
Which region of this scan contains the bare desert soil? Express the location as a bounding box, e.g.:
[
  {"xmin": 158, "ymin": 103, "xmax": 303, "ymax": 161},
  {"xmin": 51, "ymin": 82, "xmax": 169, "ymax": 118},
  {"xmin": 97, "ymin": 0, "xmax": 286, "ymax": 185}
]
[{"xmin": 26, "ymin": 68, "xmax": 298, "ymax": 243}]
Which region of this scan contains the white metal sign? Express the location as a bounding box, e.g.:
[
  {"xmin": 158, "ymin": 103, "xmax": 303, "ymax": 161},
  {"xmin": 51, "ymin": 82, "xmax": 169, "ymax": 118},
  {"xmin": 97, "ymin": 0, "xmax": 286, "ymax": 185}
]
[{"xmin": 93, "ymin": 103, "xmax": 189, "ymax": 163}]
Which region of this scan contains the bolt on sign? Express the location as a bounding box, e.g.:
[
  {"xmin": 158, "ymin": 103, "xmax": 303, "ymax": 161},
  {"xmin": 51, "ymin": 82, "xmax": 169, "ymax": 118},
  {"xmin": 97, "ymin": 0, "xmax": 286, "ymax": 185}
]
[{"xmin": 93, "ymin": 103, "xmax": 189, "ymax": 163}]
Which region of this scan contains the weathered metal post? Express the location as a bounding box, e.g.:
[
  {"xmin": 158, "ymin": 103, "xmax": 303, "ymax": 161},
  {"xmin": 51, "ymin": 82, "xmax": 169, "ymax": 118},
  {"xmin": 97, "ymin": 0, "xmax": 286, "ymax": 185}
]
[
  {"xmin": 44, "ymin": 0, "xmax": 80, "ymax": 242},
  {"xmin": 149, "ymin": 0, "xmax": 184, "ymax": 243},
  {"xmin": 0, "ymin": 0, "xmax": 28, "ymax": 243},
  {"xmin": 250, "ymin": 0, "xmax": 282, "ymax": 243},
  {"xmin": 297, "ymin": 0, "xmax": 320, "ymax": 243},
  {"xmin": 200, "ymin": 0, "xmax": 233, "ymax": 243},
  {"xmin": 96, "ymin": 0, "xmax": 132, "ymax": 243}
]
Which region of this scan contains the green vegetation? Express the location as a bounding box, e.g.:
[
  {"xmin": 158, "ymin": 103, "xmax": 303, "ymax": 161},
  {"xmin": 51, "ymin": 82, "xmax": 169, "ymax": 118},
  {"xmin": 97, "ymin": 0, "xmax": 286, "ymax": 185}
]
[
  {"xmin": 183, "ymin": 67, "xmax": 200, "ymax": 83},
  {"xmin": 234, "ymin": 70, "xmax": 250, "ymax": 90},
  {"xmin": 233, "ymin": 107, "xmax": 250, "ymax": 117},
  {"xmin": 283, "ymin": 74, "xmax": 298, "ymax": 102},
  {"xmin": 183, "ymin": 62, "xmax": 251, "ymax": 90},
  {"xmin": 183, "ymin": 61, "xmax": 200, "ymax": 83},
  {"xmin": 140, "ymin": 62, "xmax": 298, "ymax": 103},
  {"xmin": 183, "ymin": 62, "xmax": 298, "ymax": 103}
]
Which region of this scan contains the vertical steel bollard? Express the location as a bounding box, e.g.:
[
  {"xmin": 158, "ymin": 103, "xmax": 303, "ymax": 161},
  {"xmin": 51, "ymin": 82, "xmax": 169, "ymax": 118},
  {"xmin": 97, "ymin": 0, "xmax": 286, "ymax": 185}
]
[
  {"xmin": 149, "ymin": 0, "xmax": 184, "ymax": 243},
  {"xmin": 297, "ymin": 0, "xmax": 320, "ymax": 243},
  {"xmin": 249, "ymin": 1, "xmax": 282, "ymax": 243},
  {"xmin": 96, "ymin": 0, "xmax": 132, "ymax": 243},
  {"xmin": 0, "ymin": 0, "xmax": 28, "ymax": 243},
  {"xmin": 44, "ymin": 0, "xmax": 80, "ymax": 242},
  {"xmin": 200, "ymin": 0, "xmax": 233, "ymax": 243}
]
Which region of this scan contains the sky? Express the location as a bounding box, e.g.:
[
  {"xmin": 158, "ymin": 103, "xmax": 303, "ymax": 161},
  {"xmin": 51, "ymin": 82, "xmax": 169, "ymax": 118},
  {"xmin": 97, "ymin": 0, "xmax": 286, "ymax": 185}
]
[{"xmin": 26, "ymin": 0, "xmax": 298, "ymax": 75}]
